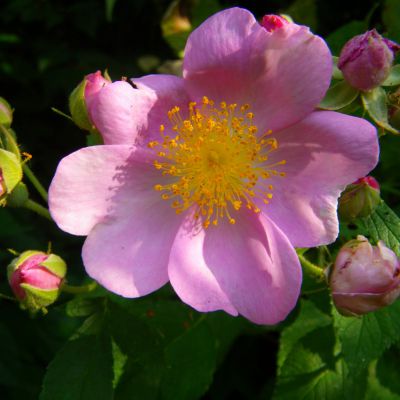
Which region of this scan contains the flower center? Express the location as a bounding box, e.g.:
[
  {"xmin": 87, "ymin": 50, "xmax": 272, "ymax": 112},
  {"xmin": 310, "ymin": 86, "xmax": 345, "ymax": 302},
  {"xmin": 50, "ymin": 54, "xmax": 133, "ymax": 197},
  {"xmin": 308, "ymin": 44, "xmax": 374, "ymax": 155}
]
[{"xmin": 149, "ymin": 97, "xmax": 286, "ymax": 228}]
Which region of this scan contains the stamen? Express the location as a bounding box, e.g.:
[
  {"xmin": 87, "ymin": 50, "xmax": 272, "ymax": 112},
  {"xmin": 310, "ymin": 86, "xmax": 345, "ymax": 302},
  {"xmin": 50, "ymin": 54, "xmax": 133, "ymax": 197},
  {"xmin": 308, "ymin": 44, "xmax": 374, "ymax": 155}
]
[{"xmin": 150, "ymin": 98, "xmax": 286, "ymax": 228}]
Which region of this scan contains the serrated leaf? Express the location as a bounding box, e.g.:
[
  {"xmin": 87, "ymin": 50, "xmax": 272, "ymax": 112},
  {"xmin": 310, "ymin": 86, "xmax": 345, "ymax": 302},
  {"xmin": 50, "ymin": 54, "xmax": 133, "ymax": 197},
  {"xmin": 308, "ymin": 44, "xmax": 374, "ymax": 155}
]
[
  {"xmin": 40, "ymin": 335, "xmax": 114, "ymax": 400},
  {"xmin": 376, "ymin": 346, "xmax": 400, "ymax": 396},
  {"xmin": 361, "ymin": 87, "xmax": 399, "ymax": 134},
  {"xmin": 382, "ymin": 65, "xmax": 400, "ymax": 87},
  {"xmin": 333, "ymin": 301, "xmax": 400, "ymax": 375},
  {"xmin": 366, "ymin": 360, "xmax": 400, "ymax": 400},
  {"xmin": 361, "ymin": 201, "xmax": 400, "ymax": 256},
  {"xmin": 161, "ymin": 319, "xmax": 216, "ymax": 400},
  {"xmin": 65, "ymin": 297, "xmax": 98, "ymax": 317},
  {"xmin": 319, "ymin": 80, "xmax": 359, "ymax": 111},
  {"xmin": 278, "ymin": 300, "xmax": 331, "ymax": 369}
]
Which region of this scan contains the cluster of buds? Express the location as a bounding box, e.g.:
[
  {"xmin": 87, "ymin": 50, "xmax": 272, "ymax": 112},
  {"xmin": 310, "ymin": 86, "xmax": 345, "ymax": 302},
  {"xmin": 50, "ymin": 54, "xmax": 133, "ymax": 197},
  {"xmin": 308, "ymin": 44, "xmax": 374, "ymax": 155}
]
[
  {"xmin": 7, "ymin": 251, "xmax": 67, "ymax": 314},
  {"xmin": 338, "ymin": 29, "xmax": 400, "ymax": 91},
  {"xmin": 329, "ymin": 236, "xmax": 400, "ymax": 316}
]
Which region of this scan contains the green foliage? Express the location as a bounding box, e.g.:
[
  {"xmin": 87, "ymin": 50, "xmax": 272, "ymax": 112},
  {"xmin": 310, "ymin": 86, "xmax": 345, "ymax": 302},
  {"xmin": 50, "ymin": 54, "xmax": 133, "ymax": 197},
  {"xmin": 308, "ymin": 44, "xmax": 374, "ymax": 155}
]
[{"xmin": 40, "ymin": 335, "xmax": 114, "ymax": 400}]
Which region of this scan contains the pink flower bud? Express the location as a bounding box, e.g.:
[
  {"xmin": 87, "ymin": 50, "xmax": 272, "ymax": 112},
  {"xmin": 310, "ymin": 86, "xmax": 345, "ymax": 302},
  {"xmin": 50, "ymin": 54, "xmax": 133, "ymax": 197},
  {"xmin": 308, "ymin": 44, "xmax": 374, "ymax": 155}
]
[
  {"xmin": 338, "ymin": 29, "xmax": 400, "ymax": 91},
  {"xmin": 8, "ymin": 251, "xmax": 67, "ymax": 313},
  {"xmin": 330, "ymin": 236, "xmax": 400, "ymax": 316},
  {"xmin": 338, "ymin": 176, "xmax": 381, "ymax": 221},
  {"xmin": 84, "ymin": 71, "xmax": 111, "ymax": 110},
  {"xmin": 260, "ymin": 15, "xmax": 290, "ymax": 32},
  {"xmin": 69, "ymin": 71, "xmax": 111, "ymax": 131}
]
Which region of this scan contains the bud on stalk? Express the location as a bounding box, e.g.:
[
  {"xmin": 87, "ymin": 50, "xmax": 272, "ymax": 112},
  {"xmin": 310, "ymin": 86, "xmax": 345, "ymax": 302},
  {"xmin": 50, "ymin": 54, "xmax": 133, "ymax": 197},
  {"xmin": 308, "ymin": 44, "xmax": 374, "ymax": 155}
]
[
  {"xmin": 338, "ymin": 29, "xmax": 400, "ymax": 91},
  {"xmin": 69, "ymin": 71, "xmax": 111, "ymax": 131},
  {"xmin": 330, "ymin": 236, "xmax": 400, "ymax": 316},
  {"xmin": 8, "ymin": 251, "xmax": 67, "ymax": 313},
  {"xmin": 338, "ymin": 176, "xmax": 381, "ymax": 221}
]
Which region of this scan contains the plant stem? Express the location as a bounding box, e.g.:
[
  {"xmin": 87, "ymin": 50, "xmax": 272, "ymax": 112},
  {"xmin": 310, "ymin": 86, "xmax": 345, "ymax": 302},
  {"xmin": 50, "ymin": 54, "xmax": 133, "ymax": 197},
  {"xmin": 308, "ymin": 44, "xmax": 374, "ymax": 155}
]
[
  {"xmin": 23, "ymin": 164, "xmax": 48, "ymax": 203},
  {"xmin": 298, "ymin": 253, "xmax": 326, "ymax": 281},
  {"xmin": 23, "ymin": 199, "xmax": 52, "ymax": 221},
  {"xmin": 61, "ymin": 281, "xmax": 98, "ymax": 295},
  {"xmin": 0, "ymin": 293, "xmax": 17, "ymax": 302}
]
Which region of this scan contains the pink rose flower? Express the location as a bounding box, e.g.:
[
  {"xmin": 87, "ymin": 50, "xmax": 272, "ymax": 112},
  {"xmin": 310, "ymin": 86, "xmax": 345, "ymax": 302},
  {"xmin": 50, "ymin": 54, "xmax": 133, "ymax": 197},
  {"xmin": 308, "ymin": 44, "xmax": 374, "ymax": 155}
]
[
  {"xmin": 49, "ymin": 8, "xmax": 379, "ymax": 324},
  {"xmin": 330, "ymin": 236, "xmax": 400, "ymax": 315}
]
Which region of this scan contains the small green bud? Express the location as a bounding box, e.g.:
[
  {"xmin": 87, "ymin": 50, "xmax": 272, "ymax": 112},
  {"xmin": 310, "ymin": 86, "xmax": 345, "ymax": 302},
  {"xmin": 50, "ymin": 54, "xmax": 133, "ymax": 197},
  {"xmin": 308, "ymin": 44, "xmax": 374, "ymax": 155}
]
[{"xmin": 338, "ymin": 176, "xmax": 381, "ymax": 221}]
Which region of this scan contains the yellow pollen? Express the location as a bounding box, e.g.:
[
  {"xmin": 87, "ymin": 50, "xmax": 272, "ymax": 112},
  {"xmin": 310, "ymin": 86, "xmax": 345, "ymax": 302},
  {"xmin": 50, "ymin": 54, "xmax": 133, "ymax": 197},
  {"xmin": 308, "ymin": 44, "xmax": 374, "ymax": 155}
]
[{"xmin": 150, "ymin": 98, "xmax": 286, "ymax": 228}]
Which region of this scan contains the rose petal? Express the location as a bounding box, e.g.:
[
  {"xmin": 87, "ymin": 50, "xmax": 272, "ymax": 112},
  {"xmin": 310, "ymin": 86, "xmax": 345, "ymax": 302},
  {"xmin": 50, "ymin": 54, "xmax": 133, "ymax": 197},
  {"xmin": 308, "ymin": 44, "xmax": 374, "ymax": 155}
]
[
  {"xmin": 168, "ymin": 209, "xmax": 302, "ymax": 325},
  {"xmin": 261, "ymin": 111, "xmax": 379, "ymax": 247},
  {"xmin": 89, "ymin": 76, "xmax": 188, "ymax": 145},
  {"xmin": 82, "ymin": 197, "xmax": 182, "ymax": 298},
  {"xmin": 183, "ymin": 7, "xmax": 332, "ymax": 132},
  {"xmin": 49, "ymin": 145, "xmax": 158, "ymax": 235}
]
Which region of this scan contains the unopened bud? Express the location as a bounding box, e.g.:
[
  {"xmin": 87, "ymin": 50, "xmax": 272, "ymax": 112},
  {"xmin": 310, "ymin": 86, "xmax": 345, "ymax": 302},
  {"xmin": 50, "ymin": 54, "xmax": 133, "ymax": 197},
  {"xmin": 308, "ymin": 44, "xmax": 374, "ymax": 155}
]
[
  {"xmin": 338, "ymin": 29, "xmax": 400, "ymax": 91},
  {"xmin": 7, "ymin": 251, "xmax": 67, "ymax": 313},
  {"xmin": 330, "ymin": 236, "xmax": 400, "ymax": 316},
  {"xmin": 260, "ymin": 14, "xmax": 290, "ymax": 32},
  {"xmin": 0, "ymin": 97, "xmax": 13, "ymax": 127},
  {"xmin": 69, "ymin": 71, "xmax": 111, "ymax": 131},
  {"xmin": 338, "ymin": 176, "xmax": 381, "ymax": 221},
  {"xmin": 0, "ymin": 148, "xmax": 22, "ymax": 206}
]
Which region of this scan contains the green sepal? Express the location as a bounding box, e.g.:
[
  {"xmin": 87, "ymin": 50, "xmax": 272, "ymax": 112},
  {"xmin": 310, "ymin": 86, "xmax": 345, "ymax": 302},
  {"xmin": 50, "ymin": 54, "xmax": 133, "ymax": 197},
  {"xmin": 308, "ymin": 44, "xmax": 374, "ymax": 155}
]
[
  {"xmin": 382, "ymin": 64, "xmax": 400, "ymax": 87},
  {"xmin": 332, "ymin": 56, "xmax": 344, "ymax": 80},
  {"xmin": 319, "ymin": 80, "xmax": 359, "ymax": 110},
  {"xmin": 339, "ymin": 184, "xmax": 381, "ymax": 221},
  {"xmin": 0, "ymin": 125, "xmax": 21, "ymax": 160},
  {"xmin": 41, "ymin": 254, "xmax": 67, "ymax": 279},
  {"xmin": 7, "ymin": 250, "xmax": 46, "ymax": 282},
  {"xmin": 69, "ymin": 78, "xmax": 93, "ymax": 131},
  {"xmin": 19, "ymin": 283, "xmax": 60, "ymax": 312},
  {"xmin": 0, "ymin": 148, "xmax": 22, "ymax": 205},
  {"xmin": 0, "ymin": 97, "xmax": 13, "ymax": 127},
  {"xmin": 6, "ymin": 181, "xmax": 29, "ymax": 207},
  {"xmin": 361, "ymin": 87, "xmax": 399, "ymax": 134}
]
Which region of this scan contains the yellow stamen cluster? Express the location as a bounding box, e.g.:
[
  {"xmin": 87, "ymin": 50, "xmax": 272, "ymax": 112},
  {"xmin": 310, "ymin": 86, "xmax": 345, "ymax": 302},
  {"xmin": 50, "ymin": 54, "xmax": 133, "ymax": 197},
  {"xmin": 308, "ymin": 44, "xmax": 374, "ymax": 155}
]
[{"xmin": 149, "ymin": 96, "xmax": 286, "ymax": 228}]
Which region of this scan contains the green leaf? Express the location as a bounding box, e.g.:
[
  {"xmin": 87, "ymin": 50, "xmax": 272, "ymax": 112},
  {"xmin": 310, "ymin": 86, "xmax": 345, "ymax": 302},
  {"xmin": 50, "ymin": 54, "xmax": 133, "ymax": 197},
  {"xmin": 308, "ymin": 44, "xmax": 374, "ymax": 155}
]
[
  {"xmin": 383, "ymin": 0, "xmax": 400, "ymax": 43},
  {"xmin": 332, "ymin": 56, "xmax": 343, "ymax": 80},
  {"xmin": 366, "ymin": 360, "xmax": 400, "ymax": 400},
  {"xmin": 376, "ymin": 347, "xmax": 400, "ymax": 396},
  {"xmin": 361, "ymin": 87, "xmax": 399, "ymax": 134},
  {"xmin": 108, "ymin": 297, "xmax": 230, "ymax": 399},
  {"xmin": 161, "ymin": 319, "xmax": 216, "ymax": 400},
  {"xmin": 40, "ymin": 335, "xmax": 114, "ymax": 400},
  {"xmin": 382, "ymin": 65, "xmax": 400, "ymax": 87},
  {"xmin": 361, "ymin": 201, "xmax": 400, "ymax": 256},
  {"xmin": 333, "ymin": 300, "xmax": 400, "ymax": 375},
  {"xmin": 319, "ymin": 80, "xmax": 359, "ymax": 111},
  {"xmin": 278, "ymin": 300, "xmax": 331, "ymax": 369}
]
